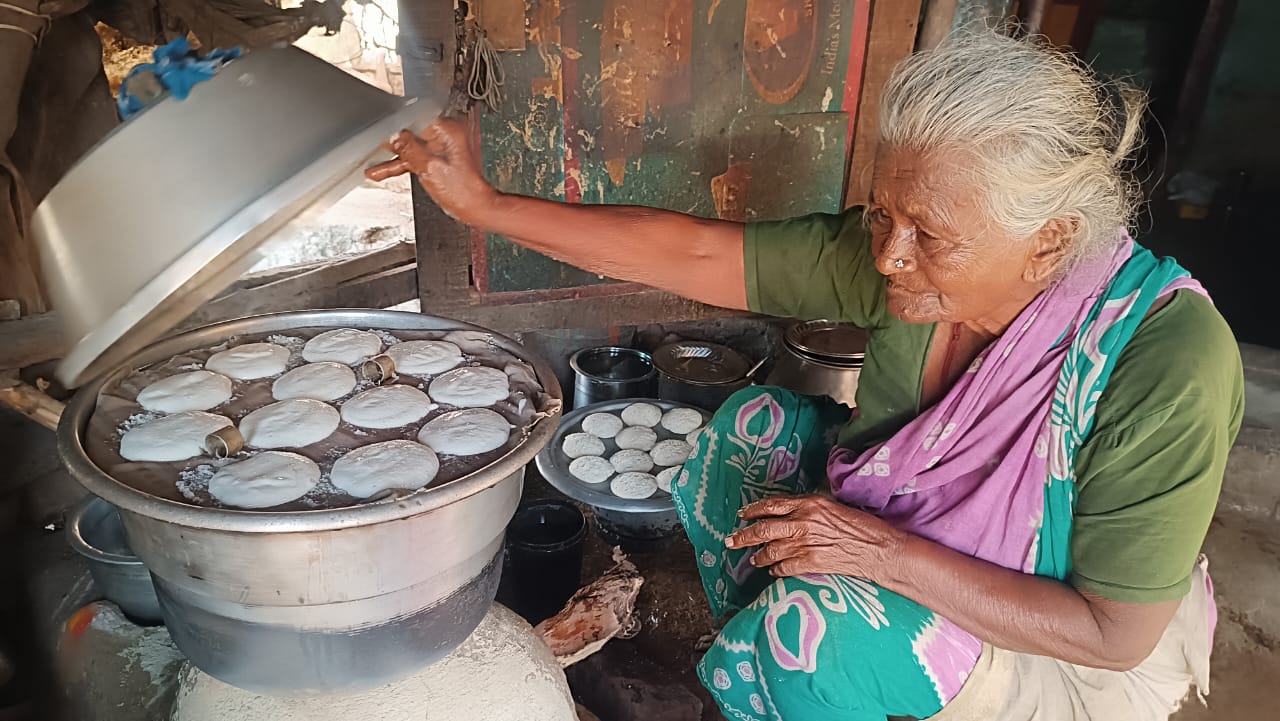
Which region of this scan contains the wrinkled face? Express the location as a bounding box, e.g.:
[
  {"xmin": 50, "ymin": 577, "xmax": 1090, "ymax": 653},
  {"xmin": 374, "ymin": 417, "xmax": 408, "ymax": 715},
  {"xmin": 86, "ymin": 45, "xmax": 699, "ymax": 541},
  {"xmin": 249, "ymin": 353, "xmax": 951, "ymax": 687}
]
[{"xmin": 867, "ymin": 146, "xmax": 1058, "ymax": 326}]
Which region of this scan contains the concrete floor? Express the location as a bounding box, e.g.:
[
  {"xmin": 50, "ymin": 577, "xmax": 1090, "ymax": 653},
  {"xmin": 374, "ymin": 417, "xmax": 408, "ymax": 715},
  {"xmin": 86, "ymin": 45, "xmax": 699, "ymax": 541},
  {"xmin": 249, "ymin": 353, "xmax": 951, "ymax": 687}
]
[{"xmin": 1, "ymin": 342, "xmax": 1277, "ymax": 719}]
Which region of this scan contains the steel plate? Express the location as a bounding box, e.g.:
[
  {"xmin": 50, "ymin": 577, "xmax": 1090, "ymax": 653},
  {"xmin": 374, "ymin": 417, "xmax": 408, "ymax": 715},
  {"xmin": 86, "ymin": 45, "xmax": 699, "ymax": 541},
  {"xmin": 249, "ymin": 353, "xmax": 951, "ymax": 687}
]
[
  {"xmin": 58, "ymin": 309, "xmax": 563, "ymax": 533},
  {"xmin": 535, "ymin": 398, "xmax": 709, "ymax": 514},
  {"xmin": 33, "ymin": 47, "xmax": 437, "ymax": 387}
]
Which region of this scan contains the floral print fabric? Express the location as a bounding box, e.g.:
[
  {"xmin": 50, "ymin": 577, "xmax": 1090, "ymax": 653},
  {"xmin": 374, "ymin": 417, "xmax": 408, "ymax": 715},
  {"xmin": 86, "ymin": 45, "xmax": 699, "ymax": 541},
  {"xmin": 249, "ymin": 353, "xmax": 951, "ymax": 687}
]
[{"xmin": 671, "ymin": 236, "xmax": 1205, "ymax": 720}]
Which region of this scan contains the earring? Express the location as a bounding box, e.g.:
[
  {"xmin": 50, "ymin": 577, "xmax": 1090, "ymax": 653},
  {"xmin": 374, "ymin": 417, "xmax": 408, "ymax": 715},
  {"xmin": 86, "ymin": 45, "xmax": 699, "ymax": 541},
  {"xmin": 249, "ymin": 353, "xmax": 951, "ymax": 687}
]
[{"xmin": 894, "ymin": 259, "xmax": 905, "ymax": 269}]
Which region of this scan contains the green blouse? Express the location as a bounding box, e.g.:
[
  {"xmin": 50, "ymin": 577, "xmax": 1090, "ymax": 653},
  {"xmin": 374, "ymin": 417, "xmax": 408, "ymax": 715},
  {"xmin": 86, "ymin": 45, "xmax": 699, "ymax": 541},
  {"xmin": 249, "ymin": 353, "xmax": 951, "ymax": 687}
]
[{"xmin": 744, "ymin": 208, "xmax": 1244, "ymax": 604}]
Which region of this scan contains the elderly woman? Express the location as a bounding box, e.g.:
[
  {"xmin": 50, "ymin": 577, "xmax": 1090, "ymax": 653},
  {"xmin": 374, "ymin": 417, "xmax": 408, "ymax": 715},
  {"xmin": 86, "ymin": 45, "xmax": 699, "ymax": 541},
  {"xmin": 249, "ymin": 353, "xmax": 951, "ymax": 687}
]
[{"xmin": 371, "ymin": 32, "xmax": 1241, "ymax": 721}]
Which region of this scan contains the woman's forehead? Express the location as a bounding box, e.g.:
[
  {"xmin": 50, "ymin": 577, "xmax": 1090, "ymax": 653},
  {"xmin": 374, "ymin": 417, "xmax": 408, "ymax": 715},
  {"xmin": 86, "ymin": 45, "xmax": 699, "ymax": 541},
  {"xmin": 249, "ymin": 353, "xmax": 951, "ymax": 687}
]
[{"xmin": 871, "ymin": 146, "xmax": 980, "ymax": 227}]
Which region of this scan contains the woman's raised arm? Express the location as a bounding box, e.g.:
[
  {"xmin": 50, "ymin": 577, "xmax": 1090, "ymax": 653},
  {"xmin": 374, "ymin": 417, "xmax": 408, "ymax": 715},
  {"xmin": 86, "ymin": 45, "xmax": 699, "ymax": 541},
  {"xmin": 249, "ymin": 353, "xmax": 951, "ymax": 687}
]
[{"xmin": 367, "ymin": 120, "xmax": 749, "ymax": 311}]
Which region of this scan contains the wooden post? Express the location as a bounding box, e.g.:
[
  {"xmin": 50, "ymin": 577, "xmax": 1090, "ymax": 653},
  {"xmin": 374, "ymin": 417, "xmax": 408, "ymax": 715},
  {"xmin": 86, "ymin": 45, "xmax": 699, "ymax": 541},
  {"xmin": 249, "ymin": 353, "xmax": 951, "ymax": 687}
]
[
  {"xmin": 0, "ymin": 380, "xmax": 64, "ymax": 432},
  {"xmin": 398, "ymin": 0, "xmax": 477, "ymax": 316},
  {"xmin": 1067, "ymin": 0, "xmax": 1105, "ymax": 53},
  {"xmin": 919, "ymin": 0, "xmax": 959, "ymax": 50},
  {"xmin": 0, "ymin": 0, "xmax": 47, "ymax": 315},
  {"xmin": 1167, "ymin": 0, "xmax": 1238, "ymax": 172},
  {"xmin": 1016, "ymin": 0, "xmax": 1048, "ymax": 36},
  {"xmin": 845, "ymin": 0, "xmax": 925, "ymax": 207}
]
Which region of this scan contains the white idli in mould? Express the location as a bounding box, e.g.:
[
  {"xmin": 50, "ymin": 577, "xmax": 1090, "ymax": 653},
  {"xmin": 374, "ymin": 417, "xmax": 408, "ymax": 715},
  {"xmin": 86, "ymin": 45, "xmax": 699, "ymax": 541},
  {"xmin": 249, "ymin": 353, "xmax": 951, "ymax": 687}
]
[
  {"xmin": 650, "ymin": 439, "xmax": 694, "ymax": 467},
  {"xmin": 386, "ymin": 340, "xmax": 464, "ymax": 376},
  {"xmin": 208, "ymin": 451, "xmax": 319, "ymax": 509},
  {"xmin": 620, "ymin": 402, "xmax": 662, "ymax": 428},
  {"xmin": 239, "ymin": 399, "xmax": 339, "ymax": 449},
  {"xmin": 329, "ymin": 440, "xmax": 440, "ymax": 498},
  {"xmin": 660, "ymin": 407, "xmax": 703, "ymax": 435},
  {"xmin": 429, "ymin": 366, "xmax": 511, "ymax": 408},
  {"xmin": 205, "ymin": 342, "xmax": 290, "ymax": 380},
  {"xmin": 120, "ymin": 412, "xmax": 232, "ymax": 462},
  {"xmin": 610, "ymin": 449, "xmax": 653, "ymax": 474},
  {"xmin": 271, "ymin": 362, "xmax": 356, "ymax": 401},
  {"xmin": 301, "ymin": 328, "xmax": 382, "ymax": 365},
  {"xmin": 614, "ymin": 426, "xmax": 657, "ymax": 451},
  {"xmin": 562, "ymin": 432, "xmax": 605, "ymax": 459},
  {"xmin": 611, "ymin": 472, "xmax": 658, "ymax": 499},
  {"xmin": 417, "ymin": 408, "xmax": 512, "ymax": 455},
  {"xmin": 569, "ymin": 456, "xmax": 614, "ymax": 484},
  {"xmin": 581, "ymin": 412, "xmax": 624, "ymax": 439},
  {"xmin": 341, "ymin": 385, "xmax": 435, "ymax": 428},
  {"xmin": 136, "ymin": 370, "xmax": 232, "ymax": 413},
  {"xmin": 656, "ymin": 466, "xmax": 680, "ymax": 493}
]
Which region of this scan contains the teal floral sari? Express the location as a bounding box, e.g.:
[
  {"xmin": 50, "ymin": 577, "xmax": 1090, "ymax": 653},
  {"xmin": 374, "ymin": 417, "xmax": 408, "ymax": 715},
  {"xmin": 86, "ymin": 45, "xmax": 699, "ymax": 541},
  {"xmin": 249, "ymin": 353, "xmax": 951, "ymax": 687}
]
[{"xmin": 671, "ymin": 237, "xmax": 1203, "ymax": 720}]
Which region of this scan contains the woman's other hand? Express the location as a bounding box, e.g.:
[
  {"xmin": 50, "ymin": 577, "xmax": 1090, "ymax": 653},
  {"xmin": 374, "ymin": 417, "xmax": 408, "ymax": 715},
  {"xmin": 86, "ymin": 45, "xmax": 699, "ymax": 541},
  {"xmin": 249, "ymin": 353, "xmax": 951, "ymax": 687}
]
[
  {"xmin": 366, "ymin": 119, "xmax": 499, "ymax": 225},
  {"xmin": 731, "ymin": 495, "xmax": 1184, "ymax": 671},
  {"xmin": 726, "ymin": 496, "xmax": 906, "ymax": 581}
]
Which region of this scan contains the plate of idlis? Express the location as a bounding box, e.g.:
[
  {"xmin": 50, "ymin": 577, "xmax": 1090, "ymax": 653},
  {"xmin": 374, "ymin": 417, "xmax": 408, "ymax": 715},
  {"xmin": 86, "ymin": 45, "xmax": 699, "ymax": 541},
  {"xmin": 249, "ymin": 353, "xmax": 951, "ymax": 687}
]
[{"xmin": 535, "ymin": 398, "xmax": 709, "ymax": 513}]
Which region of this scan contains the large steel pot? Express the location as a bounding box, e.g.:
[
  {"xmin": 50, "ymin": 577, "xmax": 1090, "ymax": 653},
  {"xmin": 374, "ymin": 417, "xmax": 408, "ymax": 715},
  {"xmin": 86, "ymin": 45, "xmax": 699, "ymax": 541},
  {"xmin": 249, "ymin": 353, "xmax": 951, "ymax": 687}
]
[
  {"xmin": 569, "ymin": 346, "xmax": 656, "ymax": 409},
  {"xmin": 765, "ymin": 320, "xmax": 866, "ymax": 407},
  {"xmin": 65, "ymin": 496, "xmax": 163, "ymax": 624},
  {"xmin": 57, "ymin": 310, "xmax": 562, "ymax": 695}
]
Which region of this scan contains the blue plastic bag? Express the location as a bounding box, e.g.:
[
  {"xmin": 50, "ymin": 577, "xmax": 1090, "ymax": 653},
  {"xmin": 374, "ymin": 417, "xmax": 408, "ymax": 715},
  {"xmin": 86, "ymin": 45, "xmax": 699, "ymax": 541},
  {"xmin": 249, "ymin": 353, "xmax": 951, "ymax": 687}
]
[{"xmin": 117, "ymin": 37, "xmax": 242, "ymax": 120}]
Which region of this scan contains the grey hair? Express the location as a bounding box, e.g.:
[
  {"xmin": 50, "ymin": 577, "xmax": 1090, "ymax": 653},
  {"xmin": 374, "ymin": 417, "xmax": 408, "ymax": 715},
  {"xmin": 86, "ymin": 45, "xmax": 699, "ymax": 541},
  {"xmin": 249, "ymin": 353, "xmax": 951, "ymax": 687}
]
[{"xmin": 878, "ymin": 31, "xmax": 1146, "ymax": 266}]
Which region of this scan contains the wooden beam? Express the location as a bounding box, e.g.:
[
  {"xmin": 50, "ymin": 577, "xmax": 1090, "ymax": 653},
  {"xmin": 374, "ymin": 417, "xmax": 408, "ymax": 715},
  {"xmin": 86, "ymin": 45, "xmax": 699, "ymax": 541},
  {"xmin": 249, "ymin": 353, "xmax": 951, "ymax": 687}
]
[
  {"xmin": 435, "ymin": 289, "xmax": 752, "ymax": 333},
  {"xmin": 188, "ymin": 263, "xmax": 418, "ymax": 325},
  {"xmin": 409, "ymin": 185, "xmax": 475, "ymax": 313},
  {"xmin": 477, "ymin": 0, "xmax": 528, "ymax": 51},
  {"xmin": 0, "ymin": 380, "xmax": 64, "ymax": 431},
  {"xmin": 918, "ymin": 0, "xmax": 959, "ymax": 50},
  {"xmin": 0, "ymin": 312, "xmax": 67, "ymax": 371},
  {"xmin": 1167, "ymin": 0, "xmax": 1238, "ymax": 170},
  {"xmin": 223, "ymin": 257, "xmax": 336, "ymax": 293},
  {"xmin": 181, "ymin": 244, "xmax": 418, "ymax": 327},
  {"xmin": 844, "ymin": 0, "xmax": 925, "ymax": 207},
  {"xmin": 1068, "ymin": 0, "xmax": 1105, "ymax": 53},
  {"xmin": 1016, "ymin": 0, "xmax": 1049, "ymax": 35},
  {"xmin": 159, "ymin": 0, "xmax": 342, "ymax": 49},
  {"xmin": 0, "ymin": 265, "xmax": 417, "ymax": 372},
  {"xmin": 399, "ymin": 0, "xmax": 485, "ymax": 314},
  {"xmin": 0, "ymin": 246, "xmax": 418, "ymax": 372},
  {"xmin": 1, "ymin": 2, "xmax": 46, "ymax": 315}
]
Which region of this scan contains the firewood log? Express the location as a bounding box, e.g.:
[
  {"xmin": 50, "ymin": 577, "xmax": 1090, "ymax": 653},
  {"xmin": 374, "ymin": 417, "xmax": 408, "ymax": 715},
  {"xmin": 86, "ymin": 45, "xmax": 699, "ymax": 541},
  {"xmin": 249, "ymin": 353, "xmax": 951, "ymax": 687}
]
[{"xmin": 534, "ymin": 547, "xmax": 644, "ymax": 668}]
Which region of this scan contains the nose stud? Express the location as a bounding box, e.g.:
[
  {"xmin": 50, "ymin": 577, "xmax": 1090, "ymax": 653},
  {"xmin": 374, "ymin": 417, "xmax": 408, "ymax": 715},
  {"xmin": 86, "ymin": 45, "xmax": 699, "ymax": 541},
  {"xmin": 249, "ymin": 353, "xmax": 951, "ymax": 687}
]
[{"xmin": 894, "ymin": 259, "xmax": 905, "ymax": 269}]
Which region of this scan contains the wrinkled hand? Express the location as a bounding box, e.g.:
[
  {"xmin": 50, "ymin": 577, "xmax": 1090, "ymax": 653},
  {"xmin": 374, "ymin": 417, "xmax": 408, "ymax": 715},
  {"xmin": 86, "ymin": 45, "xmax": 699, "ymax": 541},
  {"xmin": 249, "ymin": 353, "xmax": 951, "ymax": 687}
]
[
  {"xmin": 365, "ymin": 118, "xmax": 500, "ymax": 225},
  {"xmin": 725, "ymin": 495, "xmax": 907, "ymax": 582}
]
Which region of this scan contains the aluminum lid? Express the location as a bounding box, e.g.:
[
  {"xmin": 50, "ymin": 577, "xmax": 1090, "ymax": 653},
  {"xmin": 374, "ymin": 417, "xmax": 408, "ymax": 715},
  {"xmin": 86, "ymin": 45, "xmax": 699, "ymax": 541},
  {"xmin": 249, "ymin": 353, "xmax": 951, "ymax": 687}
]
[
  {"xmin": 32, "ymin": 47, "xmax": 437, "ymax": 387},
  {"xmin": 784, "ymin": 320, "xmax": 868, "ymax": 361},
  {"xmin": 651, "ymin": 341, "xmax": 752, "ymax": 386}
]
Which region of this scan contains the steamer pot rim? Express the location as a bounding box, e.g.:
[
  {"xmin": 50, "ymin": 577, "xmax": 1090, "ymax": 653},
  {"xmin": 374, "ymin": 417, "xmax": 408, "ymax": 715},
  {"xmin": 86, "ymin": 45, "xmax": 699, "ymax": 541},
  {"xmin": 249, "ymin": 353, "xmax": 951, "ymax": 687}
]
[{"xmin": 57, "ymin": 309, "xmax": 563, "ymax": 533}]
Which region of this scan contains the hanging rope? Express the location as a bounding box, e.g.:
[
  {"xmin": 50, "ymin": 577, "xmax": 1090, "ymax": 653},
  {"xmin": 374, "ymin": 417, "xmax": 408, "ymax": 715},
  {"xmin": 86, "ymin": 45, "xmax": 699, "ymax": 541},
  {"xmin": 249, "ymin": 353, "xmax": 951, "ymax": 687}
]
[
  {"xmin": 443, "ymin": 5, "xmax": 505, "ymax": 117},
  {"xmin": 466, "ymin": 29, "xmax": 504, "ymax": 113}
]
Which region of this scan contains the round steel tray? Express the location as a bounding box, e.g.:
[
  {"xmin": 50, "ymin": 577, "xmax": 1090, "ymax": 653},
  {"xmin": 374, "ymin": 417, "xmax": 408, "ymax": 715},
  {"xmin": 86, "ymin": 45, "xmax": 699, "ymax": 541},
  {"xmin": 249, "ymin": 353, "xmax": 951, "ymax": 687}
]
[
  {"xmin": 33, "ymin": 47, "xmax": 436, "ymax": 388},
  {"xmin": 535, "ymin": 398, "xmax": 709, "ymax": 514},
  {"xmin": 59, "ymin": 309, "xmax": 563, "ymax": 533}
]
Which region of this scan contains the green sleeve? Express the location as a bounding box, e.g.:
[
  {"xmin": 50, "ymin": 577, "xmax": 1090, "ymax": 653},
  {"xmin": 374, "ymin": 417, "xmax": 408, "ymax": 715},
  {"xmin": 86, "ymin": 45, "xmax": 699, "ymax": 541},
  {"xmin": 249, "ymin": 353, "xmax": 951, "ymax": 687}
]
[
  {"xmin": 743, "ymin": 208, "xmax": 887, "ymax": 327},
  {"xmin": 1070, "ymin": 292, "xmax": 1244, "ymax": 603}
]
